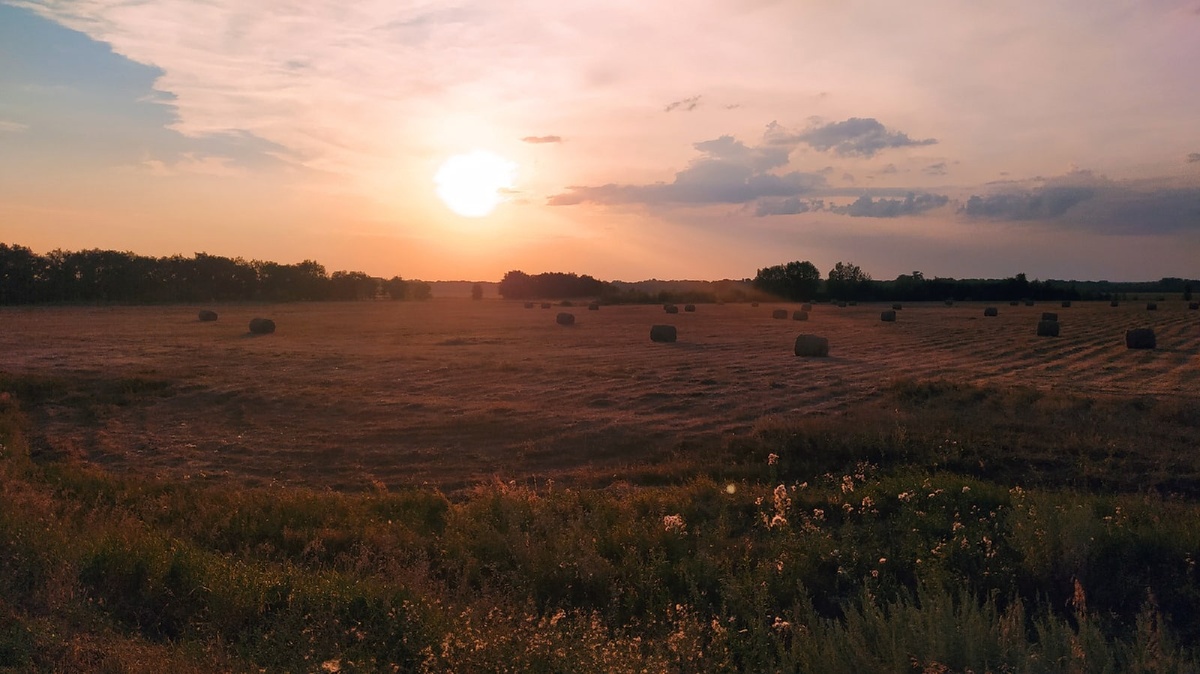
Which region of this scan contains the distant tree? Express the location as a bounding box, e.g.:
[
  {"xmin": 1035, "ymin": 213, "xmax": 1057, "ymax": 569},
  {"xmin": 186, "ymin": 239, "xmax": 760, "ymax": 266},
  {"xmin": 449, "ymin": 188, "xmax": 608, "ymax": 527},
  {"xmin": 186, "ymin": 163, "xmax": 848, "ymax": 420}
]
[
  {"xmin": 330, "ymin": 271, "xmax": 377, "ymax": 300},
  {"xmin": 382, "ymin": 276, "xmax": 408, "ymax": 300},
  {"xmin": 408, "ymin": 281, "xmax": 432, "ymax": 301},
  {"xmin": 1186, "ymin": 283, "xmax": 1193, "ymax": 301},
  {"xmin": 752, "ymin": 261, "xmax": 820, "ymax": 301},
  {"xmin": 471, "ymin": 282, "xmax": 484, "ymax": 300},
  {"xmin": 826, "ymin": 261, "xmax": 872, "ymax": 300},
  {"xmin": 0, "ymin": 243, "xmax": 44, "ymax": 304}
]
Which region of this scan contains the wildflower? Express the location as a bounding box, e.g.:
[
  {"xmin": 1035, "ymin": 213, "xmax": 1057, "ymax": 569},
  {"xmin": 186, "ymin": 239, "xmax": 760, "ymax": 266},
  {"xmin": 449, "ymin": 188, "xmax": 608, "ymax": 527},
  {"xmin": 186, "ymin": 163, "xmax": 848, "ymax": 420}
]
[
  {"xmin": 768, "ymin": 453, "xmax": 779, "ymax": 465},
  {"xmin": 725, "ymin": 483, "xmax": 737, "ymax": 494},
  {"xmin": 841, "ymin": 475, "xmax": 855, "ymax": 493},
  {"xmin": 861, "ymin": 496, "xmax": 874, "ymax": 508},
  {"xmin": 897, "ymin": 491, "xmax": 914, "ymax": 503},
  {"xmin": 772, "ymin": 616, "xmax": 791, "ymax": 632},
  {"xmin": 812, "ymin": 508, "xmax": 825, "ymax": 521},
  {"xmin": 962, "ymin": 485, "xmax": 971, "ymax": 493},
  {"xmin": 663, "ymin": 514, "xmax": 687, "ymax": 533},
  {"xmin": 550, "ymin": 609, "xmax": 567, "ymax": 626},
  {"xmin": 878, "ymin": 557, "xmax": 887, "ymax": 564}
]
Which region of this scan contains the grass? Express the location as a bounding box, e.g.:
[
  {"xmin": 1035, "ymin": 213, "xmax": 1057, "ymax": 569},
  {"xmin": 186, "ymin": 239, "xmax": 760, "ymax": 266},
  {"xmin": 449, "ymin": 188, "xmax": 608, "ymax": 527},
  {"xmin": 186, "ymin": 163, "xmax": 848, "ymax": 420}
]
[{"xmin": 3, "ymin": 376, "xmax": 1200, "ymax": 672}]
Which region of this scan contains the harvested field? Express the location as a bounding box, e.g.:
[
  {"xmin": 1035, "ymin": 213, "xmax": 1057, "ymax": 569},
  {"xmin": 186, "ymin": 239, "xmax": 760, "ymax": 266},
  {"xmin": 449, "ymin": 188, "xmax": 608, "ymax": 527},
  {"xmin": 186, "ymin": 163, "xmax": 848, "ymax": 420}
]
[{"xmin": 2, "ymin": 300, "xmax": 1197, "ymax": 490}]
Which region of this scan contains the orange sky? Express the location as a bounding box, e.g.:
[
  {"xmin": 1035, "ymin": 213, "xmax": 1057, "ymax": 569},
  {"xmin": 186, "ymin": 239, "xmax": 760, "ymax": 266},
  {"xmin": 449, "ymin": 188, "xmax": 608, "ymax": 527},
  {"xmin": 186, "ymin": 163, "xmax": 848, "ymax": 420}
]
[{"xmin": 2, "ymin": 1, "xmax": 1199, "ymax": 281}]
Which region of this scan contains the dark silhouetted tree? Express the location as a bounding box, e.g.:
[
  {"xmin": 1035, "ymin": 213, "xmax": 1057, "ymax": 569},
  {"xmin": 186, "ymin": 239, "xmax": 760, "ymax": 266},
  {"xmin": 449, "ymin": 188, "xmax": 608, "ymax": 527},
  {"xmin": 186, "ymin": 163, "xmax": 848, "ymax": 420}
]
[
  {"xmin": 826, "ymin": 261, "xmax": 872, "ymax": 300},
  {"xmin": 471, "ymin": 282, "xmax": 484, "ymax": 300},
  {"xmin": 752, "ymin": 261, "xmax": 820, "ymax": 301}
]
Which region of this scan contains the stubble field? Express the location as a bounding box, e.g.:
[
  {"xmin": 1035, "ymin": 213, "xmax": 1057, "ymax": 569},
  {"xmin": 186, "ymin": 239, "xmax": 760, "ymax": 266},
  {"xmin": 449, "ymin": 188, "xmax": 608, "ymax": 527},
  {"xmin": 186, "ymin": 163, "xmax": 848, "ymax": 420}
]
[{"xmin": 2, "ymin": 299, "xmax": 1196, "ymax": 491}]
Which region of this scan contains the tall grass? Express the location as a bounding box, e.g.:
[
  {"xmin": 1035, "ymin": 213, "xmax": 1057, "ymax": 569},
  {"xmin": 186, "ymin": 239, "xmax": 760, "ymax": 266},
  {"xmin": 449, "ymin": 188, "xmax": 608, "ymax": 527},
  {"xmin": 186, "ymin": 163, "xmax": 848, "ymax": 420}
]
[{"xmin": 2, "ymin": 380, "xmax": 1199, "ymax": 671}]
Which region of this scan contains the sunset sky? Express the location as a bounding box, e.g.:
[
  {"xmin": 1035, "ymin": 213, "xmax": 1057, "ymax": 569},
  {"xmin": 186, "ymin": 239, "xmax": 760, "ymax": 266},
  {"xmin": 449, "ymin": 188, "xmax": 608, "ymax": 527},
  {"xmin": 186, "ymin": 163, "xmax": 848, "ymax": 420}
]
[{"xmin": 2, "ymin": 1, "xmax": 1199, "ymax": 282}]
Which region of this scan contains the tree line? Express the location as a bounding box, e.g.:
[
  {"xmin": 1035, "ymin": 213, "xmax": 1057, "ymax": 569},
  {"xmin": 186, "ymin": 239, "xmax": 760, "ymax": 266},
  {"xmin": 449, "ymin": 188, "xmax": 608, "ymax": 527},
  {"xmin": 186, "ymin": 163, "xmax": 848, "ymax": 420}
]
[
  {"xmin": 0, "ymin": 244, "xmax": 431, "ymax": 304},
  {"xmin": 752, "ymin": 260, "xmax": 1195, "ymax": 303}
]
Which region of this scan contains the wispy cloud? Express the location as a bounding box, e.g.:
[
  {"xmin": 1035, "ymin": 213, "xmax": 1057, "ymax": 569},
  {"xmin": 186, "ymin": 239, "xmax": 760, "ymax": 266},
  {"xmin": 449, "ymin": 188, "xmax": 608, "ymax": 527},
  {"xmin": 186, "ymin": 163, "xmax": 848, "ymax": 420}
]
[
  {"xmin": 664, "ymin": 95, "xmax": 702, "ymax": 112},
  {"xmin": 549, "ymin": 129, "xmax": 825, "ymax": 208},
  {"xmin": 139, "ymin": 153, "xmax": 246, "ymax": 177},
  {"xmin": 521, "ymin": 135, "xmax": 563, "ymax": 144},
  {"xmin": 780, "ymin": 118, "xmax": 937, "ymax": 158},
  {"xmin": 1188, "ymin": 152, "xmax": 1200, "ymax": 163},
  {"xmin": 0, "ymin": 119, "xmax": 29, "ymax": 134}
]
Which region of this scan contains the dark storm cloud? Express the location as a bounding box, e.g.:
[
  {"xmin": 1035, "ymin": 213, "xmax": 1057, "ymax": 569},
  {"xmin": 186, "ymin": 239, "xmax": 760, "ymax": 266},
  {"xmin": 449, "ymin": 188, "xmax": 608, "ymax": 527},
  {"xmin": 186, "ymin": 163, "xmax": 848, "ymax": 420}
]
[
  {"xmin": 548, "ymin": 133, "xmax": 826, "ymax": 207},
  {"xmin": 521, "ymin": 135, "xmax": 563, "ymax": 144},
  {"xmin": 830, "ymin": 192, "xmax": 949, "ymax": 218},
  {"xmin": 784, "ymin": 117, "xmax": 936, "ymax": 157},
  {"xmin": 664, "ymin": 95, "xmax": 702, "ymax": 112}
]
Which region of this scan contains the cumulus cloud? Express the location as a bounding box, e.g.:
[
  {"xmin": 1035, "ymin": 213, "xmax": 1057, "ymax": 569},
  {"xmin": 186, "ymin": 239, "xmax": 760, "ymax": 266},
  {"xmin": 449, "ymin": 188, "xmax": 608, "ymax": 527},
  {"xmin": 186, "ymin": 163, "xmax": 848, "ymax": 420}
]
[
  {"xmin": 755, "ymin": 197, "xmax": 821, "ymax": 216},
  {"xmin": 521, "ymin": 135, "xmax": 563, "ymax": 144},
  {"xmin": 786, "ymin": 117, "xmax": 936, "ymax": 157},
  {"xmin": 962, "ymin": 170, "xmax": 1200, "ymax": 234},
  {"xmin": 664, "ymin": 95, "xmax": 702, "ymax": 112},
  {"xmin": 830, "ymin": 192, "xmax": 949, "ymax": 218},
  {"xmin": 548, "ymin": 131, "xmax": 826, "ymax": 208}
]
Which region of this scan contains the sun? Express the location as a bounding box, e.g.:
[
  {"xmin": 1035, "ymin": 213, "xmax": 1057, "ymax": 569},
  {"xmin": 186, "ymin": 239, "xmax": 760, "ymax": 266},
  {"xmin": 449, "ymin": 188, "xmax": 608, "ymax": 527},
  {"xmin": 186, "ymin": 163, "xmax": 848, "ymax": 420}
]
[{"xmin": 434, "ymin": 150, "xmax": 517, "ymax": 217}]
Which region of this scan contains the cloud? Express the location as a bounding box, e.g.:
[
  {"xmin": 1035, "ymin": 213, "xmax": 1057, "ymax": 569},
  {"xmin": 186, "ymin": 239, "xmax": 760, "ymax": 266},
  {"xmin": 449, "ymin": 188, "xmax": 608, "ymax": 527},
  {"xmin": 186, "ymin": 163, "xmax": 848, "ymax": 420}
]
[
  {"xmin": 830, "ymin": 192, "xmax": 949, "ymax": 218},
  {"xmin": 963, "ymin": 187, "xmax": 1094, "ymax": 220},
  {"xmin": 923, "ymin": 161, "xmax": 947, "ymax": 176},
  {"xmin": 962, "ymin": 171, "xmax": 1200, "ymax": 234},
  {"xmin": 879, "ymin": 163, "xmax": 898, "ymax": 174},
  {"xmin": 787, "ymin": 117, "xmax": 936, "ymax": 157},
  {"xmin": 0, "ymin": 120, "xmax": 29, "ymax": 134},
  {"xmin": 140, "ymin": 152, "xmax": 246, "ymax": 177},
  {"xmin": 755, "ymin": 197, "xmax": 821, "ymax": 216},
  {"xmin": 1189, "ymin": 153, "xmax": 1200, "ymax": 163},
  {"xmin": 664, "ymin": 95, "xmax": 702, "ymax": 112},
  {"xmin": 548, "ymin": 131, "xmax": 826, "ymax": 207},
  {"xmin": 521, "ymin": 135, "xmax": 563, "ymax": 144}
]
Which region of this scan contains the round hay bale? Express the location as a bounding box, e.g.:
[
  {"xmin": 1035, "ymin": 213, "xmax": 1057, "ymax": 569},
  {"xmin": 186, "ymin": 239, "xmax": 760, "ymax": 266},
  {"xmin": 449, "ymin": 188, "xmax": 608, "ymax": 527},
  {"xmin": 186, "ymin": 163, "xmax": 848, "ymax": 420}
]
[
  {"xmin": 801, "ymin": 303, "xmax": 813, "ymax": 312},
  {"xmin": 684, "ymin": 304, "xmax": 696, "ymax": 312},
  {"xmin": 1036, "ymin": 320, "xmax": 1059, "ymax": 337},
  {"xmin": 523, "ymin": 302, "xmax": 535, "ymax": 309},
  {"xmin": 649, "ymin": 324, "xmax": 677, "ymax": 343},
  {"xmin": 892, "ymin": 303, "xmax": 902, "ymax": 311},
  {"xmin": 1125, "ymin": 328, "xmax": 1156, "ymax": 350},
  {"xmin": 1189, "ymin": 302, "xmax": 1199, "ymax": 310},
  {"xmin": 664, "ymin": 304, "xmax": 679, "ymax": 314},
  {"xmin": 794, "ymin": 334, "xmax": 829, "ymax": 357},
  {"xmin": 198, "ymin": 310, "xmax": 218, "ymax": 322},
  {"xmin": 1009, "ymin": 300, "xmax": 1019, "ymax": 306},
  {"xmin": 1061, "ymin": 300, "xmax": 1072, "ymax": 308},
  {"xmin": 984, "ymin": 307, "xmax": 998, "ymax": 317},
  {"xmin": 556, "ymin": 312, "xmax": 575, "ymax": 326},
  {"xmin": 540, "ymin": 302, "xmax": 552, "ymax": 309},
  {"xmin": 771, "ymin": 309, "xmax": 788, "ymax": 319},
  {"xmin": 1041, "ymin": 312, "xmax": 1058, "ymax": 321},
  {"xmin": 588, "ymin": 301, "xmax": 600, "ymax": 310},
  {"xmin": 1146, "ymin": 302, "xmax": 1158, "ymax": 311},
  {"xmin": 248, "ymin": 318, "xmax": 275, "ymax": 334},
  {"xmin": 1110, "ymin": 300, "xmax": 1120, "ymax": 307},
  {"xmin": 880, "ymin": 310, "xmax": 896, "ymax": 322},
  {"xmin": 792, "ymin": 310, "xmax": 809, "ymax": 321}
]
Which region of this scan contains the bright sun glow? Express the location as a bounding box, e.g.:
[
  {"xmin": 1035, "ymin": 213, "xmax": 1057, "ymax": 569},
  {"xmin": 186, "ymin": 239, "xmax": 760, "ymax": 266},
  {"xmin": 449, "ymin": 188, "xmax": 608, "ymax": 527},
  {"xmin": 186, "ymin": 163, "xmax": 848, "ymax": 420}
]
[{"xmin": 434, "ymin": 150, "xmax": 517, "ymax": 217}]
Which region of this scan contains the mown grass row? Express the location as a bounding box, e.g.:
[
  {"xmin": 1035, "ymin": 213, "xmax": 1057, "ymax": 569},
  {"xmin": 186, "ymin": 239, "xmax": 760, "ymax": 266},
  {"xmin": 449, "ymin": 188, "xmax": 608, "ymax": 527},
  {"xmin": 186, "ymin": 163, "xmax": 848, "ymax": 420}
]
[{"xmin": 2, "ymin": 380, "xmax": 1200, "ymax": 672}]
